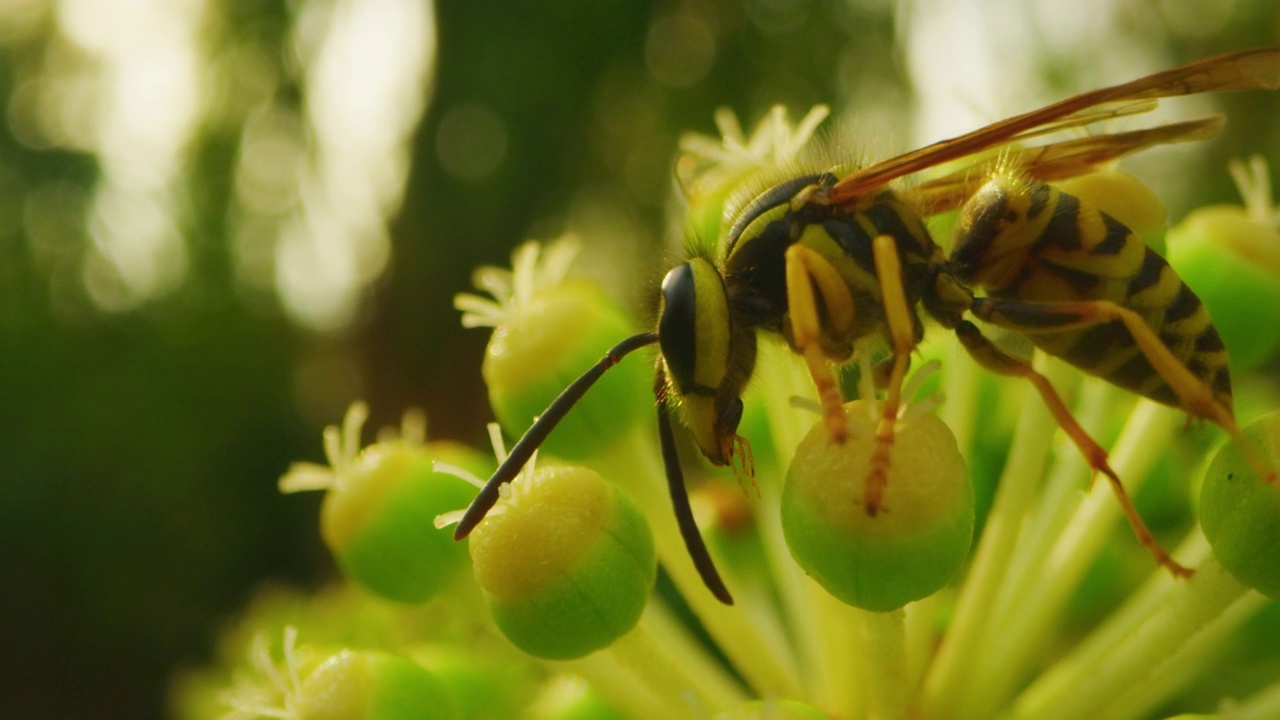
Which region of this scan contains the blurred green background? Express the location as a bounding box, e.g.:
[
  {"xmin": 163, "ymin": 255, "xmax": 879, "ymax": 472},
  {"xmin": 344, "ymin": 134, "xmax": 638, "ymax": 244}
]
[{"xmin": 1, "ymin": 1, "xmax": 1277, "ymax": 718}]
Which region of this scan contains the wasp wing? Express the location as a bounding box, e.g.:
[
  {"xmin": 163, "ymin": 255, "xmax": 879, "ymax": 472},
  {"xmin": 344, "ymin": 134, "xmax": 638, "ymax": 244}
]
[
  {"xmin": 823, "ymin": 46, "xmax": 1280, "ymax": 205},
  {"xmin": 913, "ymin": 116, "xmax": 1226, "ymax": 214}
]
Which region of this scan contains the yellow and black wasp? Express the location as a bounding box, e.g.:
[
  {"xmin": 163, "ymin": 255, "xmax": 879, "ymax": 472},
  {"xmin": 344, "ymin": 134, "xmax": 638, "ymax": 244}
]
[{"xmin": 455, "ymin": 47, "xmax": 1280, "ymax": 605}]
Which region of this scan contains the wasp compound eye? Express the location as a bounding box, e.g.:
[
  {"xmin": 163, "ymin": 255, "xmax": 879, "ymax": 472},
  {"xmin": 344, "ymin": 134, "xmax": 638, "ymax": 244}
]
[
  {"xmin": 659, "ymin": 258, "xmax": 733, "ymax": 399},
  {"xmin": 659, "ymin": 262, "xmax": 699, "ymax": 395}
]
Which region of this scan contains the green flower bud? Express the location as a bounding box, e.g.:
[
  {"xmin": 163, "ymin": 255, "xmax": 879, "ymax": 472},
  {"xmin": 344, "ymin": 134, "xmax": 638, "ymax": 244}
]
[
  {"xmin": 1167, "ymin": 206, "xmax": 1280, "ymax": 372},
  {"xmin": 294, "ymin": 649, "xmax": 455, "ymax": 720},
  {"xmin": 411, "ymin": 645, "xmax": 536, "ymax": 720},
  {"xmin": 712, "ymin": 699, "xmax": 830, "ymax": 720},
  {"xmin": 469, "ymin": 465, "xmax": 656, "ymax": 659},
  {"xmin": 782, "ymin": 400, "xmax": 973, "ymax": 612},
  {"xmin": 1200, "ymin": 411, "xmax": 1280, "ymax": 599},
  {"xmin": 482, "ymin": 280, "xmax": 649, "ymax": 460},
  {"xmin": 322, "ymin": 442, "xmax": 483, "ymax": 604}
]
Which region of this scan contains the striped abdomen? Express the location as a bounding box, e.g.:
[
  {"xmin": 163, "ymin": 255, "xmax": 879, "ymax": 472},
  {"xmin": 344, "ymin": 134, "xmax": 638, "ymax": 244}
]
[{"xmin": 950, "ymin": 176, "xmax": 1232, "ymax": 412}]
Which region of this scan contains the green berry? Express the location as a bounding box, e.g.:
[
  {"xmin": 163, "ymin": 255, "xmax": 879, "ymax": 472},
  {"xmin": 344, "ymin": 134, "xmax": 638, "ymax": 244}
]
[
  {"xmin": 483, "ymin": 281, "xmax": 649, "ymax": 460},
  {"xmin": 295, "ymin": 649, "xmax": 456, "ymax": 720},
  {"xmin": 322, "ymin": 442, "xmax": 483, "ymax": 604},
  {"xmin": 1167, "ymin": 205, "xmax": 1280, "ymax": 372},
  {"xmin": 469, "ymin": 465, "xmax": 656, "ymax": 659},
  {"xmin": 781, "ymin": 401, "xmax": 973, "ymax": 612},
  {"xmin": 1200, "ymin": 411, "xmax": 1280, "ymax": 599}
]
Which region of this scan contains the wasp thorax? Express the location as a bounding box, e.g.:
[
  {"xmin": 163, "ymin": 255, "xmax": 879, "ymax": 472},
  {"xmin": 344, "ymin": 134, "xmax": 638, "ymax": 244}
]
[{"xmin": 951, "ymin": 176, "xmax": 1052, "ymax": 289}]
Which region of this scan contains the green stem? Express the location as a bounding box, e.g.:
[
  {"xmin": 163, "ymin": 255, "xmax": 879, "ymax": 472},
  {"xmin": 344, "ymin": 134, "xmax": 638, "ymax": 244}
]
[
  {"xmin": 939, "ymin": 337, "xmax": 980, "ymax": 456},
  {"xmin": 598, "ymin": 425, "xmax": 806, "ymax": 698},
  {"xmin": 1005, "ymin": 555, "xmax": 1252, "ymax": 720},
  {"xmin": 758, "ymin": 469, "xmax": 830, "ymax": 700},
  {"xmin": 922, "ymin": 353, "xmax": 1069, "ymax": 720},
  {"xmin": 559, "ymin": 650, "xmax": 681, "ymax": 720},
  {"xmin": 975, "ymin": 399, "xmax": 1182, "ymax": 717},
  {"xmin": 992, "ymin": 379, "xmax": 1114, "ymax": 618},
  {"xmin": 966, "ymin": 380, "xmax": 1119, "ymax": 713},
  {"xmin": 755, "ymin": 338, "xmax": 849, "ymax": 705},
  {"xmin": 606, "ymin": 605, "xmax": 749, "ymax": 717},
  {"xmin": 1098, "ymin": 591, "xmax": 1266, "ymax": 720},
  {"xmin": 861, "ymin": 608, "xmax": 909, "ymax": 720},
  {"xmin": 813, "ymin": 581, "xmax": 866, "ymax": 718},
  {"xmin": 904, "ymin": 593, "xmax": 940, "ymax": 705},
  {"xmin": 1235, "ymin": 678, "xmax": 1280, "ymax": 720}
]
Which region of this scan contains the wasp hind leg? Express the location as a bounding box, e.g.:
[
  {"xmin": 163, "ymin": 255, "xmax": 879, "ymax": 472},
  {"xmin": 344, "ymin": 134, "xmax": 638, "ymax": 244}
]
[
  {"xmin": 971, "ymin": 296, "xmax": 1275, "ymax": 486},
  {"xmin": 784, "ymin": 243, "xmax": 854, "ymax": 443},
  {"xmin": 953, "ymin": 316, "xmax": 1193, "ymax": 578}
]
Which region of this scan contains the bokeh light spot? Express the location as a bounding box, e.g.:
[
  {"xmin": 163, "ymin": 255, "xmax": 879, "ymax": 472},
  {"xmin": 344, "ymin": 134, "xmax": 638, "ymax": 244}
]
[{"xmin": 435, "ymin": 103, "xmax": 508, "ymax": 182}]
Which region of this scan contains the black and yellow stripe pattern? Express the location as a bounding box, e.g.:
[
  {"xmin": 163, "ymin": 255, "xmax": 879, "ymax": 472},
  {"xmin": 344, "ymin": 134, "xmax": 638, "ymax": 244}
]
[
  {"xmin": 722, "ymin": 173, "xmax": 940, "ymax": 363},
  {"xmin": 950, "ymin": 175, "xmax": 1232, "ymax": 412}
]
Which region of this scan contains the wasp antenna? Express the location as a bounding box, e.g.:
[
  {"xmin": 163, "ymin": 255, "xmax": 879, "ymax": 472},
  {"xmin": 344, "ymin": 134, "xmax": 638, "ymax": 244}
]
[
  {"xmin": 655, "ymin": 368, "xmax": 735, "ymax": 605},
  {"xmin": 453, "ymin": 332, "xmax": 660, "ymax": 540}
]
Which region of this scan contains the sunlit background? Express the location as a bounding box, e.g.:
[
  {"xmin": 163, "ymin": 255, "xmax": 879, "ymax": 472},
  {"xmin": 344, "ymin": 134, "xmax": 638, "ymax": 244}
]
[{"xmin": 2, "ymin": 0, "xmax": 1277, "ymax": 717}]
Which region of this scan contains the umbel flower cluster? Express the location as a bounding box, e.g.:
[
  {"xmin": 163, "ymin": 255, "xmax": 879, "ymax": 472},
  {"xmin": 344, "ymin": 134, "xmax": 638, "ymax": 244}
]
[{"xmin": 175, "ymin": 108, "xmax": 1280, "ymax": 720}]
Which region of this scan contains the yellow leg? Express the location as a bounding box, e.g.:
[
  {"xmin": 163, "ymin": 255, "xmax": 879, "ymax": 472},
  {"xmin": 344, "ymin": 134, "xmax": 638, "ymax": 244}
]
[
  {"xmin": 785, "ymin": 243, "xmax": 854, "ymax": 442},
  {"xmin": 972, "ymin": 297, "xmax": 1274, "ymax": 484},
  {"xmin": 954, "ymin": 320, "xmax": 1192, "ymax": 577},
  {"xmin": 863, "ymin": 235, "xmax": 919, "ymax": 516},
  {"xmin": 973, "ymin": 298, "xmax": 1228, "ymax": 426}
]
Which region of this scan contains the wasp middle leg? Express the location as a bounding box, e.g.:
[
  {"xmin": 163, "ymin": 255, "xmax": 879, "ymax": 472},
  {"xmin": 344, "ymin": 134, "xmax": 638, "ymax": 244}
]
[{"xmin": 861, "ymin": 234, "xmax": 923, "ymax": 516}]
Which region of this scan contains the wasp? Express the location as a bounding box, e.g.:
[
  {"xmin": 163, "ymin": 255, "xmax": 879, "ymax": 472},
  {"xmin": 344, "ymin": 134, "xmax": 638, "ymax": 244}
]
[{"xmin": 454, "ymin": 47, "xmax": 1280, "ymax": 605}]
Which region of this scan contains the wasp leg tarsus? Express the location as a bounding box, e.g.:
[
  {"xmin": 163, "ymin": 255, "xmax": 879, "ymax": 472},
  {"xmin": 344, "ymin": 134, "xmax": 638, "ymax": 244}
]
[
  {"xmin": 863, "ymin": 235, "xmax": 920, "ymax": 517},
  {"xmin": 785, "ymin": 244, "xmax": 853, "ymax": 443},
  {"xmin": 973, "ymin": 298, "xmax": 1231, "ymax": 425},
  {"xmin": 954, "ymin": 320, "xmax": 1194, "ymax": 578},
  {"xmin": 971, "ymin": 297, "xmax": 1276, "ymax": 485}
]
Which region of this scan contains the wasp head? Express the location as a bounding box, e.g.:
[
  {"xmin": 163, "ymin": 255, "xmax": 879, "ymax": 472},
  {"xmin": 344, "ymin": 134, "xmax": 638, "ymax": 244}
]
[{"xmin": 658, "ymin": 258, "xmax": 755, "ymax": 466}]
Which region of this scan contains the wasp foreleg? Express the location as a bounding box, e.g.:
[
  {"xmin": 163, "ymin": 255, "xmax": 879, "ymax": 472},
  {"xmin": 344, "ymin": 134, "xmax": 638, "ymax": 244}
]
[
  {"xmin": 784, "ymin": 243, "xmax": 854, "ymax": 443},
  {"xmin": 953, "ymin": 319, "xmax": 1193, "ymax": 578}
]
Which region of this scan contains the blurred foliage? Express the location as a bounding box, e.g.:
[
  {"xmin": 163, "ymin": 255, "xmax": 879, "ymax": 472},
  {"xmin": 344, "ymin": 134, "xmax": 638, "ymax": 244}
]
[{"xmin": 0, "ymin": 0, "xmax": 1277, "ymax": 718}]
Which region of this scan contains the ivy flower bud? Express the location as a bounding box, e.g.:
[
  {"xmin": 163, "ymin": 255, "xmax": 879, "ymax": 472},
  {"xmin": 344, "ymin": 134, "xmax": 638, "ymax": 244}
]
[
  {"xmin": 483, "ymin": 281, "xmax": 648, "ymax": 459},
  {"xmin": 321, "ymin": 442, "xmax": 483, "ymax": 604},
  {"xmin": 469, "ymin": 465, "xmax": 656, "ymax": 659},
  {"xmin": 294, "ymin": 649, "xmax": 456, "ymax": 720},
  {"xmin": 456, "ymin": 239, "xmax": 650, "ymax": 460},
  {"xmin": 280, "ymin": 405, "xmax": 486, "ymax": 604},
  {"xmin": 1199, "ymin": 411, "xmax": 1280, "ymax": 599},
  {"xmin": 781, "ymin": 400, "xmax": 973, "ymax": 612},
  {"xmin": 1166, "ymin": 156, "xmax": 1280, "ymax": 371}
]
